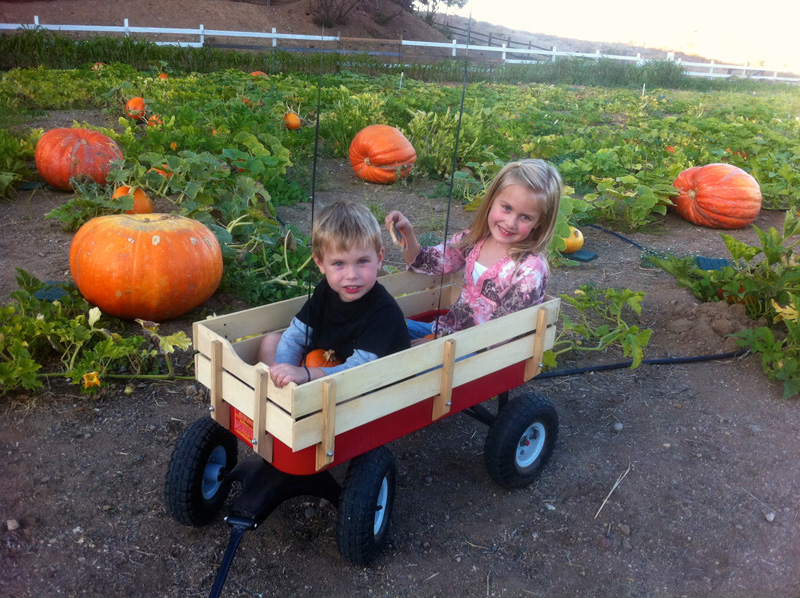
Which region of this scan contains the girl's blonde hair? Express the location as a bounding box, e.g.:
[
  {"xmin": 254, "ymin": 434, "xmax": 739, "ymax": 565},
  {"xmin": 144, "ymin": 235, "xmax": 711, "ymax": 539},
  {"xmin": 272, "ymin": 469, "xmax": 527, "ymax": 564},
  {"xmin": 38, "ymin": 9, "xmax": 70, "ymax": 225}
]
[
  {"xmin": 459, "ymin": 159, "xmax": 562, "ymax": 261},
  {"xmin": 312, "ymin": 200, "xmax": 383, "ymax": 259}
]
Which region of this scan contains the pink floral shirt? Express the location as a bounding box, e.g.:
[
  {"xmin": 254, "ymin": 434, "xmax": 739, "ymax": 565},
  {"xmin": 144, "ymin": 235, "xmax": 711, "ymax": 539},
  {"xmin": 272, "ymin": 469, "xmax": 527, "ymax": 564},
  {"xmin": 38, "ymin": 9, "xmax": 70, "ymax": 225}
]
[{"xmin": 408, "ymin": 230, "xmax": 548, "ymax": 336}]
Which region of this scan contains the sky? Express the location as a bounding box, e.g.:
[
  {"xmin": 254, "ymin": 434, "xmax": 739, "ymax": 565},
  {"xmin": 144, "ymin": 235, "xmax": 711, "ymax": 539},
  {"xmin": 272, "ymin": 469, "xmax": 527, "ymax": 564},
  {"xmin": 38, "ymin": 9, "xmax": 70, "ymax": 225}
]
[{"xmin": 447, "ymin": 0, "xmax": 799, "ymax": 71}]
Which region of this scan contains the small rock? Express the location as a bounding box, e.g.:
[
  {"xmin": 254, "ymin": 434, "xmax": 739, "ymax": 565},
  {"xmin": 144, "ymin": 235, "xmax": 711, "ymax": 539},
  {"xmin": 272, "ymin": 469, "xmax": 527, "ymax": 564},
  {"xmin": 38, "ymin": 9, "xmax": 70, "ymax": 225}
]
[
  {"xmin": 304, "ymin": 507, "xmax": 315, "ymax": 519},
  {"xmin": 613, "ymin": 422, "xmax": 624, "ymax": 432},
  {"xmin": 434, "ymin": 204, "xmax": 444, "ymax": 213},
  {"xmin": 662, "ymin": 443, "xmax": 671, "ymax": 449},
  {"xmin": 765, "ymin": 512, "xmax": 776, "ymax": 523},
  {"xmin": 7, "ymin": 519, "xmax": 20, "ymax": 531},
  {"xmin": 425, "ymin": 475, "xmax": 433, "ymax": 485},
  {"xmin": 619, "ymin": 523, "xmax": 631, "ymax": 536},
  {"xmin": 84, "ymin": 433, "xmax": 92, "ymax": 439},
  {"xmin": 455, "ymin": 556, "xmax": 461, "ymax": 563},
  {"xmin": 544, "ymin": 503, "xmax": 556, "ymax": 511},
  {"xmin": 598, "ymin": 536, "xmax": 612, "ymax": 549}
]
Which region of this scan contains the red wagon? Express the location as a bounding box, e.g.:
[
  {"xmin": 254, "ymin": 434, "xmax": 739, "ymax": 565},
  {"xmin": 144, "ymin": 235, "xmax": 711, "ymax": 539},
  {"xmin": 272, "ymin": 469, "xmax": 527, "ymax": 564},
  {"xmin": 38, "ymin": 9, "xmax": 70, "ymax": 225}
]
[{"xmin": 165, "ymin": 270, "xmax": 560, "ymax": 596}]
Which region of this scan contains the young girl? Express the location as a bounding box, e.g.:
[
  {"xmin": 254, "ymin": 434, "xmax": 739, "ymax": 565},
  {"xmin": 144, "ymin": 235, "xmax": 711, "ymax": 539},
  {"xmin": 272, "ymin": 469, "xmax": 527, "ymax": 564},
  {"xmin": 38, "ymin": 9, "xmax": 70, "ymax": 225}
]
[{"xmin": 385, "ymin": 159, "xmax": 562, "ymax": 340}]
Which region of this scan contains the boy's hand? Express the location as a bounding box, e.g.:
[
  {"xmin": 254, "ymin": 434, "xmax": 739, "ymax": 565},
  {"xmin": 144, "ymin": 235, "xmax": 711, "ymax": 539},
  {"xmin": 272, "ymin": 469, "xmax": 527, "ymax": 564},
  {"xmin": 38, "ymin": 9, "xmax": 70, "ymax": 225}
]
[{"xmin": 269, "ymin": 363, "xmax": 310, "ymax": 388}]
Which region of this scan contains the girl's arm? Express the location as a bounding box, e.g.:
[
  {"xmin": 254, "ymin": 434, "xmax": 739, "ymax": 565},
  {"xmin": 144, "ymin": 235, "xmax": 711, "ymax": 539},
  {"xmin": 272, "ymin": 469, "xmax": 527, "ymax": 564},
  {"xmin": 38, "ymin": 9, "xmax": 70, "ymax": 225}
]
[{"xmin": 385, "ymin": 210, "xmax": 421, "ymax": 266}]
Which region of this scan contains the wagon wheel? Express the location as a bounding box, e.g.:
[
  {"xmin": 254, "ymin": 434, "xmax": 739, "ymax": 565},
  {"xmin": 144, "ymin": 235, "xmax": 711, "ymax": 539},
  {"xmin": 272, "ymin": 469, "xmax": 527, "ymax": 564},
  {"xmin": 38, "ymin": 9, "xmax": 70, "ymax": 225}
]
[
  {"xmin": 484, "ymin": 393, "xmax": 558, "ymax": 488},
  {"xmin": 336, "ymin": 445, "xmax": 396, "ymax": 565},
  {"xmin": 164, "ymin": 416, "xmax": 238, "ymax": 526}
]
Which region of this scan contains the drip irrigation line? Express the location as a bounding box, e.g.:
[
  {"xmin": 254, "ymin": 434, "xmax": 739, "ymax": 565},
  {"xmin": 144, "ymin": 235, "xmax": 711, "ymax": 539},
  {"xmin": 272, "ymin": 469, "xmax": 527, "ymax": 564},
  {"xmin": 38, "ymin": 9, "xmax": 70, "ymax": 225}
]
[
  {"xmin": 535, "ymin": 350, "xmax": 748, "ymax": 379},
  {"xmin": 585, "ymin": 223, "xmax": 647, "ymax": 251}
]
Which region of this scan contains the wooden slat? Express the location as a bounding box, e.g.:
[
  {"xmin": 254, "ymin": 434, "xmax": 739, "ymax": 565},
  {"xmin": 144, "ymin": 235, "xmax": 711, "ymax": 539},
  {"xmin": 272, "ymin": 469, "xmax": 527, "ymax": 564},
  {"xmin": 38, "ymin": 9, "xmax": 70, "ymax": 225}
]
[
  {"xmin": 254, "ymin": 367, "xmax": 272, "ymax": 462},
  {"xmin": 432, "ymin": 339, "xmax": 456, "ymax": 420},
  {"xmin": 524, "ymin": 307, "xmax": 550, "ymax": 381},
  {"xmin": 315, "ymin": 380, "xmax": 336, "ymax": 471},
  {"xmin": 209, "ymin": 340, "xmax": 229, "ymax": 428},
  {"xmin": 198, "ymin": 295, "xmax": 306, "ymax": 341}
]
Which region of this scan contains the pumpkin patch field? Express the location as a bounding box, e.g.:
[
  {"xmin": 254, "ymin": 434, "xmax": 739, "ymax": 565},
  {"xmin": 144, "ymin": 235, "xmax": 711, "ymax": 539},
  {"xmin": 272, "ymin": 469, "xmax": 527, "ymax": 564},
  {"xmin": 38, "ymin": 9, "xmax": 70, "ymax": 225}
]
[{"xmin": 2, "ymin": 54, "xmax": 800, "ymax": 597}]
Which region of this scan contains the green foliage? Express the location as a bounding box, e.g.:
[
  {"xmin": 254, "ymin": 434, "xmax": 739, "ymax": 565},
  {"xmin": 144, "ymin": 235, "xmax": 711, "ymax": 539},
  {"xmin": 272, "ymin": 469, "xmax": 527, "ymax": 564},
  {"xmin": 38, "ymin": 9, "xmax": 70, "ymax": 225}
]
[
  {"xmin": 0, "ymin": 129, "xmax": 37, "ymax": 197},
  {"xmin": 653, "ymin": 208, "xmax": 800, "ymax": 324},
  {"xmin": 654, "ymin": 209, "xmax": 800, "ymax": 397},
  {"xmin": 583, "ymin": 174, "xmax": 676, "ymax": 230},
  {"xmin": 0, "ymin": 270, "xmax": 192, "ymax": 398},
  {"xmin": 544, "ymin": 284, "xmax": 652, "ymax": 369}
]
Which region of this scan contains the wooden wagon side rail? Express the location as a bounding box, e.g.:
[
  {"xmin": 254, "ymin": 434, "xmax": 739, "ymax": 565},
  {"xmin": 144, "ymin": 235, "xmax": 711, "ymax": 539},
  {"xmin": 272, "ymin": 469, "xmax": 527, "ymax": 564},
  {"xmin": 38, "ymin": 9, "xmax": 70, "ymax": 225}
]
[{"xmin": 195, "ymin": 292, "xmax": 559, "ymax": 463}]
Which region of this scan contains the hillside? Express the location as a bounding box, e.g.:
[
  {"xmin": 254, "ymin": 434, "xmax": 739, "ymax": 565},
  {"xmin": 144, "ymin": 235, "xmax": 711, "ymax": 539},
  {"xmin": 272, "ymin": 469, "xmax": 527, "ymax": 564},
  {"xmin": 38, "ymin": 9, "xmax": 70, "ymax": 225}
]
[{"xmin": 0, "ymin": 0, "xmax": 714, "ymax": 67}]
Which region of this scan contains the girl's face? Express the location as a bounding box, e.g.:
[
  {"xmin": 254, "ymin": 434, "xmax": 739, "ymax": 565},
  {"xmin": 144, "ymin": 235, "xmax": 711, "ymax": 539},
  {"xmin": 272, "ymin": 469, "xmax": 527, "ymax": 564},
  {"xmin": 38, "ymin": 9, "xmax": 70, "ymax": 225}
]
[{"xmin": 486, "ymin": 184, "xmax": 542, "ymax": 247}]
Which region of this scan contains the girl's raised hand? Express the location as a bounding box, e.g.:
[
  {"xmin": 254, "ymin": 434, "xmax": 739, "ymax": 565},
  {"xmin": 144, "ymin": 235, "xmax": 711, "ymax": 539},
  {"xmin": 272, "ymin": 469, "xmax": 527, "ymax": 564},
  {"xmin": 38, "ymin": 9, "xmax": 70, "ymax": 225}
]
[{"xmin": 385, "ymin": 211, "xmax": 421, "ymax": 265}]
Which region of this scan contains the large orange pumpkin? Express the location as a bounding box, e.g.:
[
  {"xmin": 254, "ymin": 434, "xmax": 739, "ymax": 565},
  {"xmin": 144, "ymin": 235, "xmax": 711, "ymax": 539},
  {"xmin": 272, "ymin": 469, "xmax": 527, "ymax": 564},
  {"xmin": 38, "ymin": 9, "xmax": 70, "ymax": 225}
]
[
  {"xmin": 303, "ymin": 349, "xmax": 342, "ymax": 368},
  {"xmin": 69, "ymin": 214, "xmax": 223, "ymax": 321},
  {"xmin": 349, "ymin": 125, "xmax": 416, "ymax": 184},
  {"xmin": 111, "ymin": 185, "xmax": 154, "ymax": 215},
  {"xmin": 35, "ymin": 128, "xmax": 123, "ymax": 191},
  {"xmin": 672, "ymin": 163, "xmax": 762, "ymax": 229}
]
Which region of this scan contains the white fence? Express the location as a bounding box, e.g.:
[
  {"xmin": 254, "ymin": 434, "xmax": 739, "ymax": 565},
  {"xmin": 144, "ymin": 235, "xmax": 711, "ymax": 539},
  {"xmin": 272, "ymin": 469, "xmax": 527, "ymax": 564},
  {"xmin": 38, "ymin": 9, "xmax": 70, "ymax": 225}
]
[{"xmin": 1, "ymin": 16, "xmax": 798, "ymax": 83}]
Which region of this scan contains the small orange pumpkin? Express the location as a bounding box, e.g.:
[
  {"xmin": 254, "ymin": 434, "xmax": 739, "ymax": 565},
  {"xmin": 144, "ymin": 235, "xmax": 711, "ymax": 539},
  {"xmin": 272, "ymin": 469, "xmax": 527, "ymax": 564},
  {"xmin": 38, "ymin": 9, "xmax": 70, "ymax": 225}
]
[
  {"xmin": 91, "ymin": 62, "xmax": 106, "ymax": 71},
  {"xmin": 284, "ymin": 112, "xmax": 302, "ymax": 130},
  {"xmin": 157, "ymin": 72, "xmax": 168, "ymax": 80},
  {"xmin": 35, "ymin": 128, "xmax": 123, "ymax": 191},
  {"xmin": 147, "ymin": 114, "xmax": 163, "ymax": 127},
  {"xmin": 69, "ymin": 214, "xmax": 223, "ymax": 321},
  {"xmin": 251, "ymin": 71, "xmax": 268, "ymax": 77},
  {"xmin": 672, "ymin": 163, "xmax": 761, "ymax": 229},
  {"xmin": 111, "ymin": 185, "xmax": 154, "ymax": 215},
  {"xmin": 125, "ymin": 97, "xmax": 147, "ymax": 121},
  {"xmin": 349, "ymin": 125, "xmax": 416, "ymax": 184},
  {"xmin": 303, "ymin": 349, "xmax": 342, "ymax": 368}
]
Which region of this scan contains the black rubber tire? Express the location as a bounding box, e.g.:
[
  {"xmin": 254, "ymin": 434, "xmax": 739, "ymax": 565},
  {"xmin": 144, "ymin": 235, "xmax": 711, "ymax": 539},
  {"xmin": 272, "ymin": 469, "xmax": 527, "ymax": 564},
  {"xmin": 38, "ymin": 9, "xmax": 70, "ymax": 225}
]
[
  {"xmin": 336, "ymin": 446, "xmax": 396, "ymax": 565},
  {"xmin": 484, "ymin": 393, "xmax": 558, "ymax": 489},
  {"xmin": 164, "ymin": 416, "xmax": 238, "ymax": 526}
]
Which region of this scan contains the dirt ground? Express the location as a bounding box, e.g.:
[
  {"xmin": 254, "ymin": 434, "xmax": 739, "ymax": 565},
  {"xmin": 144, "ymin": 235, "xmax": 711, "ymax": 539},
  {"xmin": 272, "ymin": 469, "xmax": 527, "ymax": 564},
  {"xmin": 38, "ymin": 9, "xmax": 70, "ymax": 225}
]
[{"xmin": 2, "ymin": 3, "xmax": 800, "ymax": 598}]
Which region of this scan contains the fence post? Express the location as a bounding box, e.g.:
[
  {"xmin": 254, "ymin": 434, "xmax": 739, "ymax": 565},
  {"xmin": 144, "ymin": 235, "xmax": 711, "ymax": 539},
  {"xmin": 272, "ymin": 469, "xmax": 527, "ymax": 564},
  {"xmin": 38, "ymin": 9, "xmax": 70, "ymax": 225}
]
[
  {"xmin": 502, "ymin": 42, "xmax": 506, "ymax": 62},
  {"xmin": 743, "ymin": 61, "xmax": 748, "ymax": 77},
  {"xmin": 272, "ymin": 27, "xmax": 277, "ymax": 48},
  {"xmin": 452, "ymin": 39, "xmax": 457, "ymax": 57},
  {"xmin": 199, "ymin": 24, "xmax": 204, "ymax": 47},
  {"xmin": 709, "ymin": 60, "xmax": 714, "ymax": 75},
  {"xmin": 667, "ymin": 51, "xmax": 674, "ymax": 61},
  {"xmin": 488, "ymin": 33, "xmax": 492, "ymax": 47},
  {"xmin": 124, "ymin": 18, "xmax": 130, "ymax": 38},
  {"xmin": 551, "ymin": 46, "xmax": 556, "ymax": 63},
  {"xmin": 34, "ymin": 15, "xmax": 39, "ymax": 26}
]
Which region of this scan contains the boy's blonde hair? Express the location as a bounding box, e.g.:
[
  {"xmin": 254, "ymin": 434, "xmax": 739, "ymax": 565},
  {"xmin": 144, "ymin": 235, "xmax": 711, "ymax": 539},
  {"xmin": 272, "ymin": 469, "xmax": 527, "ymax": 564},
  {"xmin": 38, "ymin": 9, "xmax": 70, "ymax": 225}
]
[
  {"xmin": 460, "ymin": 159, "xmax": 562, "ymax": 261},
  {"xmin": 312, "ymin": 200, "xmax": 383, "ymax": 259}
]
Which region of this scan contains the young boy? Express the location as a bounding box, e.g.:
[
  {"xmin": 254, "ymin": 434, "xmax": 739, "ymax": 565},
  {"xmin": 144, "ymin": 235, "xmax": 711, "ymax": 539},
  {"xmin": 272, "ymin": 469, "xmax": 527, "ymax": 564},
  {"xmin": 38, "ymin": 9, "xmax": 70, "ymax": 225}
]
[{"xmin": 259, "ymin": 200, "xmax": 410, "ymax": 388}]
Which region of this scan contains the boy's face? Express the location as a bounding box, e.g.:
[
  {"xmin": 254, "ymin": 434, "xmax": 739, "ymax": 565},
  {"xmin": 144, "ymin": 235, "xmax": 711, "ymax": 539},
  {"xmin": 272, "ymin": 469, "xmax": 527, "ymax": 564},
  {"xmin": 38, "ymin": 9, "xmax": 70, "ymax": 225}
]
[{"xmin": 314, "ymin": 244, "xmax": 384, "ymax": 302}]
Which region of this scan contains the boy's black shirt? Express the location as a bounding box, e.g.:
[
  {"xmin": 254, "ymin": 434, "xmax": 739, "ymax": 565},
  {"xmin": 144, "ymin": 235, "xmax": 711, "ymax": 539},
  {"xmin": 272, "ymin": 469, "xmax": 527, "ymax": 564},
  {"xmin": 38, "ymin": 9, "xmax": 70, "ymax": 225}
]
[{"xmin": 297, "ymin": 279, "xmax": 410, "ymax": 360}]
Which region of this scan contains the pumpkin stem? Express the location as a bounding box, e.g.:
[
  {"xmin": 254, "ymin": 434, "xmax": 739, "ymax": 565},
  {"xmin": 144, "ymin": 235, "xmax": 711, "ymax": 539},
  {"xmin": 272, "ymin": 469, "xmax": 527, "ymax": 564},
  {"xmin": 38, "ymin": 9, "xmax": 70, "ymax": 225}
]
[{"xmin": 323, "ymin": 349, "xmax": 337, "ymax": 362}]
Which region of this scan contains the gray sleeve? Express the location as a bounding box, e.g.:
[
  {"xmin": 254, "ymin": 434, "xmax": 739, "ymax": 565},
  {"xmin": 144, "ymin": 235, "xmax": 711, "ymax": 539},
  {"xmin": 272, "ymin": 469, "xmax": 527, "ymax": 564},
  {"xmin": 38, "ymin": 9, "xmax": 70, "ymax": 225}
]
[
  {"xmin": 274, "ymin": 318, "xmax": 312, "ymax": 365},
  {"xmin": 319, "ymin": 349, "xmax": 378, "ymax": 375}
]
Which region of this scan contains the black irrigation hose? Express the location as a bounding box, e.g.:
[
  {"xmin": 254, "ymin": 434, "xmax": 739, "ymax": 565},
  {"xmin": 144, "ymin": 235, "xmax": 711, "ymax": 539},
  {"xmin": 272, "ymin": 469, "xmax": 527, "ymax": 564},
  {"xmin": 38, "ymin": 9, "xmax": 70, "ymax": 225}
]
[
  {"xmin": 536, "ymin": 350, "xmax": 749, "ymax": 379},
  {"xmin": 585, "ymin": 223, "xmax": 648, "ymax": 251}
]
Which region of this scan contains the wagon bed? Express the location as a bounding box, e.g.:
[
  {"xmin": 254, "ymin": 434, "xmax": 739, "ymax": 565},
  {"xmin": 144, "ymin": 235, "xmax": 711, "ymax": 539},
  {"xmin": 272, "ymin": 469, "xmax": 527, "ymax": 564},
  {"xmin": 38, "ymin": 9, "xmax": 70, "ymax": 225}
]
[{"xmin": 192, "ymin": 270, "xmax": 560, "ymax": 475}]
